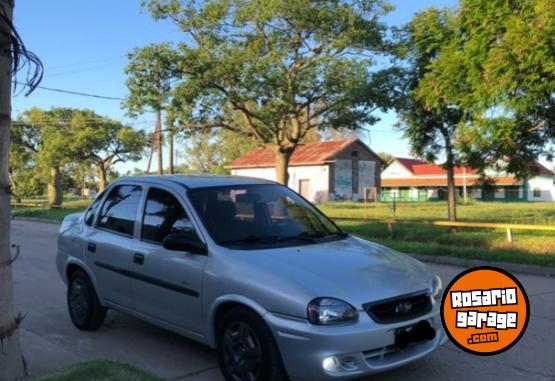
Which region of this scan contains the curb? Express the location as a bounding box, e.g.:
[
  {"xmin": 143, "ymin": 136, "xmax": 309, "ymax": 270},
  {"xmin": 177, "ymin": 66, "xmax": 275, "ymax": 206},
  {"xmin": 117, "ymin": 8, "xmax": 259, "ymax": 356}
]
[
  {"xmin": 410, "ymin": 253, "xmax": 555, "ymax": 278},
  {"xmin": 12, "ymin": 217, "xmax": 61, "ymax": 225}
]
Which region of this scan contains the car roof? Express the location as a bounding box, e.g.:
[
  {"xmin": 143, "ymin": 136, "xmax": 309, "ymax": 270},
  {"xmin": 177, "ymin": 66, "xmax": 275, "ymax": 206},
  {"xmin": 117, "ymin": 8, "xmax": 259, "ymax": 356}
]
[{"xmin": 115, "ymin": 174, "xmax": 278, "ymax": 189}]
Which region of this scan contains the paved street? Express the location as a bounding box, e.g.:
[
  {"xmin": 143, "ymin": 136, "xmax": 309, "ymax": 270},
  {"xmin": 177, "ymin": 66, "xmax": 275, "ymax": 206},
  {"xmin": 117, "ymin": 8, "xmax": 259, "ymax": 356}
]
[{"xmin": 10, "ymin": 220, "xmax": 555, "ymax": 380}]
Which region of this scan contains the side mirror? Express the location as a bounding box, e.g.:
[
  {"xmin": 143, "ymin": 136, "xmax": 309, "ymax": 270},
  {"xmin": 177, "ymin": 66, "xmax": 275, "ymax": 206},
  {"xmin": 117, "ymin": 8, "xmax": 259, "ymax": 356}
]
[{"xmin": 163, "ymin": 231, "xmax": 207, "ymax": 255}]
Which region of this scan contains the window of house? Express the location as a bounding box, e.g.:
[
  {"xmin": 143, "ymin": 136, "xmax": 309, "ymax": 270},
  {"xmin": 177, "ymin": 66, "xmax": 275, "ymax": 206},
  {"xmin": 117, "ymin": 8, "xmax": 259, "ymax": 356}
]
[
  {"xmin": 351, "ymin": 151, "xmax": 358, "ymax": 157},
  {"xmin": 142, "ymin": 188, "xmax": 193, "ymax": 243},
  {"xmin": 505, "ymin": 186, "xmax": 520, "ymax": 200},
  {"xmin": 97, "ymin": 185, "xmax": 142, "ymax": 236},
  {"xmin": 533, "ymin": 188, "xmax": 541, "ymax": 198}
]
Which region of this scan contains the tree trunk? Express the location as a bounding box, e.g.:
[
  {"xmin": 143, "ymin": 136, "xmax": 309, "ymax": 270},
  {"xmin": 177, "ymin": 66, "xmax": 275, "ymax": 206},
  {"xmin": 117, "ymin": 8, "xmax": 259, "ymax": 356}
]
[
  {"xmin": 168, "ymin": 128, "xmax": 174, "ymax": 174},
  {"xmin": 47, "ymin": 167, "xmax": 63, "ymax": 207},
  {"xmin": 274, "ymin": 146, "xmax": 293, "ymax": 185},
  {"xmin": 445, "ymin": 149, "xmax": 457, "ymax": 222},
  {"xmin": 155, "ymin": 109, "xmax": 163, "ymax": 175},
  {"xmin": 97, "ymin": 164, "xmax": 108, "ymax": 191},
  {"xmin": 0, "ymin": 0, "xmax": 26, "ymax": 379}
]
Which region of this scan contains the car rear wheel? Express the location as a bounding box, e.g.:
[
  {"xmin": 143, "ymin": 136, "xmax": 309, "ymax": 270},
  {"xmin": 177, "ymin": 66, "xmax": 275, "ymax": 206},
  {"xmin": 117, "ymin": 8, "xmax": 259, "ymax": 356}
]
[
  {"xmin": 67, "ymin": 269, "xmax": 106, "ymax": 331},
  {"xmin": 217, "ymin": 307, "xmax": 287, "ymax": 381}
]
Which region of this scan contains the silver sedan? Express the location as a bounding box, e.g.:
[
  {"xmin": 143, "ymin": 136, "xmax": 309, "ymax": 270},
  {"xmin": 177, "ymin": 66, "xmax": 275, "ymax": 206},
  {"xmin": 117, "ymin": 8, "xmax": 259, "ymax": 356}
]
[{"xmin": 57, "ymin": 175, "xmax": 446, "ymax": 381}]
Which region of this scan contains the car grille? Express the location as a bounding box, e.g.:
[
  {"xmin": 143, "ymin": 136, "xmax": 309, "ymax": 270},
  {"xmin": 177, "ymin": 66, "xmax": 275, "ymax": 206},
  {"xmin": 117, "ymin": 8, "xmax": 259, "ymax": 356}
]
[{"xmin": 363, "ymin": 292, "xmax": 432, "ymax": 324}]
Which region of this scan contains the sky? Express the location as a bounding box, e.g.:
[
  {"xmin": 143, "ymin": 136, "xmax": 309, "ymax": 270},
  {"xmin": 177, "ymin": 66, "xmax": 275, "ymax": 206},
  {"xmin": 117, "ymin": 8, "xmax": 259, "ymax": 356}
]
[{"xmin": 12, "ymin": 0, "xmax": 458, "ymax": 173}]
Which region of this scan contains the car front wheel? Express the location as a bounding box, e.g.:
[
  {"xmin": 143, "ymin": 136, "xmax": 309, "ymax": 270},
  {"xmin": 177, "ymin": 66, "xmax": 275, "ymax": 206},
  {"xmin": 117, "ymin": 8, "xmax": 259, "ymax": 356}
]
[
  {"xmin": 217, "ymin": 307, "xmax": 287, "ymax": 381},
  {"xmin": 67, "ymin": 269, "xmax": 106, "ymax": 331}
]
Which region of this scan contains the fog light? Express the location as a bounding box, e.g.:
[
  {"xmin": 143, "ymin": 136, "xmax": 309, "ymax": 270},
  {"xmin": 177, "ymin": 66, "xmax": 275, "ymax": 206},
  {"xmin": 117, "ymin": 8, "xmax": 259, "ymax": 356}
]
[{"xmin": 322, "ymin": 356, "xmax": 341, "ymax": 373}]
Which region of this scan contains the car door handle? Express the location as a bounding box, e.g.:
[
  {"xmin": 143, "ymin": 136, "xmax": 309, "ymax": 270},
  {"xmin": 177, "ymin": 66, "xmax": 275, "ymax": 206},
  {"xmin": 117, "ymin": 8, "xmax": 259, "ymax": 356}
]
[
  {"xmin": 87, "ymin": 242, "xmax": 96, "ymax": 253},
  {"xmin": 133, "ymin": 253, "xmax": 145, "ymax": 265}
]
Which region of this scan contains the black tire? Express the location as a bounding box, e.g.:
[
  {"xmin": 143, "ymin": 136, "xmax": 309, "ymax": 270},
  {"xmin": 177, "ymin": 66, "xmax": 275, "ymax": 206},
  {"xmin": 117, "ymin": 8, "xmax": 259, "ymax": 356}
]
[
  {"xmin": 67, "ymin": 269, "xmax": 106, "ymax": 331},
  {"xmin": 217, "ymin": 307, "xmax": 288, "ymax": 381}
]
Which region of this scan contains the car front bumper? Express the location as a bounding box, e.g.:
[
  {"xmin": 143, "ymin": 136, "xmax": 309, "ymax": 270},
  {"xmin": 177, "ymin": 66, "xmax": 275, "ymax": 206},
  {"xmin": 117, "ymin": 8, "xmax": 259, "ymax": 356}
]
[{"xmin": 264, "ymin": 303, "xmax": 447, "ymax": 381}]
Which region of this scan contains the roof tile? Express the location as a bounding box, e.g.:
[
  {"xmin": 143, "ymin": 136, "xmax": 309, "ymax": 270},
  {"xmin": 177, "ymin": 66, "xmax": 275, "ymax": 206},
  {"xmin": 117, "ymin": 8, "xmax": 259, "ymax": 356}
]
[
  {"xmin": 393, "ymin": 157, "xmax": 554, "ymax": 176},
  {"xmin": 227, "ymin": 139, "xmax": 358, "ymax": 168}
]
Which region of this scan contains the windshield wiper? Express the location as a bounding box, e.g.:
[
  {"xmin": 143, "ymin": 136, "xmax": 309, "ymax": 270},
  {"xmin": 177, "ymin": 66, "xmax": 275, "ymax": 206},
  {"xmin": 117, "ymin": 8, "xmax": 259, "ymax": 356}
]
[
  {"xmin": 219, "ymin": 231, "xmax": 348, "ymax": 246},
  {"xmin": 277, "ymin": 234, "xmax": 319, "ymax": 243},
  {"xmin": 278, "ymin": 231, "xmax": 348, "ymax": 242},
  {"xmin": 219, "ymin": 235, "xmax": 280, "ymax": 245}
]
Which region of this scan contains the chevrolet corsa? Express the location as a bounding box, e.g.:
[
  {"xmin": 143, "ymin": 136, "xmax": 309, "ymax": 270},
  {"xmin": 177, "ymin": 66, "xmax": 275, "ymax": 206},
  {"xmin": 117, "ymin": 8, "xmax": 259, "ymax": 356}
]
[{"xmin": 57, "ymin": 176, "xmax": 446, "ymax": 381}]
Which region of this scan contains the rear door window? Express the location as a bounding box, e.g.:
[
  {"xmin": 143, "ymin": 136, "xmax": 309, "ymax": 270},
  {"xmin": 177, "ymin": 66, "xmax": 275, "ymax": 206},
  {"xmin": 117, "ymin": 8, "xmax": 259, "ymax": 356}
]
[{"xmin": 97, "ymin": 185, "xmax": 142, "ymax": 236}]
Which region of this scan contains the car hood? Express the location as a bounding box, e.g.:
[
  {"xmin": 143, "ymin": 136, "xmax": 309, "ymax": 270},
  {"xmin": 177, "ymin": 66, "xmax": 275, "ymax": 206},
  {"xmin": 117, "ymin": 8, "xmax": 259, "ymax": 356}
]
[{"xmin": 228, "ymin": 236, "xmax": 433, "ymax": 310}]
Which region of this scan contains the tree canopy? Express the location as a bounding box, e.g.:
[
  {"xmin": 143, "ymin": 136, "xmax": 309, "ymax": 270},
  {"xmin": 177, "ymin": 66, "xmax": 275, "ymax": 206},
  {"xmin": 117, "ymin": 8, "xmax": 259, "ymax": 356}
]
[
  {"xmin": 11, "ymin": 108, "xmax": 147, "ymax": 204},
  {"xmin": 414, "ymin": 0, "xmax": 555, "ymax": 177},
  {"xmin": 396, "ymin": 8, "xmax": 464, "ymax": 220},
  {"xmin": 142, "ymin": 0, "xmax": 396, "ymax": 183},
  {"xmin": 124, "ymin": 43, "xmax": 178, "ymax": 174}
]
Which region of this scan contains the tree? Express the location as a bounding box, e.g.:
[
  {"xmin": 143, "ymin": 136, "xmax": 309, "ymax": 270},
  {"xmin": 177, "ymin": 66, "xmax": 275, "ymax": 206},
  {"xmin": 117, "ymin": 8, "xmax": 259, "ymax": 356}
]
[
  {"xmin": 183, "ymin": 130, "xmax": 221, "ymax": 173},
  {"xmin": 397, "ymin": 8, "xmax": 465, "ymax": 221},
  {"xmin": 433, "ymin": 0, "xmax": 554, "ymax": 177},
  {"xmin": 377, "ymin": 151, "xmax": 392, "ymax": 165},
  {"xmin": 12, "ymin": 108, "xmax": 147, "ymax": 202},
  {"xmin": 180, "ymin": 128, "xmax": 258, "ymax": 174},
  {"xmin": 13, "ymin": 108, "xmax": 84, "ymax": 206},
  {"xmin": 13, "ymin": 108, "xmax": 75, "ymax": 206},
  {"xmin": 8, "ymin": 128, "xmax": 45, "ymax": 201},
  {"xmin": 1, "ymin": 0, "xmax": 43, "ymax": 379},
  {"xmin": 144, "ymin": 0, "xmax": 395, "ymax": 184},
  {"xmin": 214, "ymin": 128, "xmax": 260, "ymax": 170},
  {"xmin": 124, "ymin": 43, "xmax": 178, "ymax": 175},
  {"xmin": 66, "ymin": 114, "xmax": 147, "ymax": 191}
]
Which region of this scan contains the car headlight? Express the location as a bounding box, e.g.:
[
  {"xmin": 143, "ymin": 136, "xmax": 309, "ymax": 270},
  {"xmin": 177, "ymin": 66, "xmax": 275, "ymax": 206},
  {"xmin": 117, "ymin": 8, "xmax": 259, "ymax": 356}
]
[
  {"xmin": 431, "ymin": 273, "xmax": 443, "ymax": 302},
  {"xmin": 307, "ymin": 298, "xmax": 358, "ymax": 325}
]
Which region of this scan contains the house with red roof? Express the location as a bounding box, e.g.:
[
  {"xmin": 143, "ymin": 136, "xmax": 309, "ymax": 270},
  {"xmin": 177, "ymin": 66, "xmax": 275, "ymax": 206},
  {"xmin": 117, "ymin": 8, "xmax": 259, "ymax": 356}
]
[
  {"xmin": 381, "ymin": 157, "xmax": 555, "ymax": 202},
  {"xmin": 227, "ymin": 139, "xmax": 384, "ymax": 202}
]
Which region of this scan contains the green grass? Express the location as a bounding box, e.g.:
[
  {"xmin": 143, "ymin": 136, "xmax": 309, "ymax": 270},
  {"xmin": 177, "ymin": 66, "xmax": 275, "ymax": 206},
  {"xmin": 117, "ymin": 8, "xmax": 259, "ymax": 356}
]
[
  {"xmin": 11, "ymin": 199, "xmax": 91, "ymax": 221},
  {"xmin": 11, "ymin": 199, "xmax": 555, "ymax": 266},
  {"xmin": 337, "ymin": 220, "xmax": 555, "ymax": 267},
  {"xmin": 32, "ymin": 361, "xmax": 162, "ymax": 381},
  {"xmin": 318, "ymin": 200, "xmax": 555, "ymax": 225},
  {"xmin": 318, "ymin": 201, "xmax": 555, "ymax": 267}
]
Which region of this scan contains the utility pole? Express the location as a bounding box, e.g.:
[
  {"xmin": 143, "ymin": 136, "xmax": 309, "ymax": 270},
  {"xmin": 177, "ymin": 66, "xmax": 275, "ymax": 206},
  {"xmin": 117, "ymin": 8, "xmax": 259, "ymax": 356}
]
[
  {"xmin": 155, "ymin": 106, "xmax": 163, "ymax": 175},
  {"xmin": 168, "ymin": 126, "xmax": 174, "ymax": 174},
  {"xmin": 0, "ymin": 1, "xmax": 26, "ymax": 379},
  {"xmin": 154, "ymin": 70, "xmax": 163, "ymax": 175}
]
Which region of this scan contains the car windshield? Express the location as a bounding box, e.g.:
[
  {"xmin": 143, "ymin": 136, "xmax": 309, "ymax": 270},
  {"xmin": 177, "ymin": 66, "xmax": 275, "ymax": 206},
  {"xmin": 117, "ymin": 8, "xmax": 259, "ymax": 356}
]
[{"xmin": 188, "ymin": 184, "xmax": 346, "ymax": 248}]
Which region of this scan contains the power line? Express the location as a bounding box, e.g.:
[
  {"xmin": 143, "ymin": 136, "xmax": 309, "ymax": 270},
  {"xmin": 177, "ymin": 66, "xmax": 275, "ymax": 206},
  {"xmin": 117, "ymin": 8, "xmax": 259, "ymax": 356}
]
[
  {"xmin": 45, "ymin": 56, "xmax": 124, "ymax": 71},
  {"xmin": 11, "ymin": 119, "xmax": 155, "ymax": 126},
  {"xmin": 13, "ymin": 81, "xmax": 124, "ymax": 100},
  {"xmin": 44, "ymin": 60, "xmax": 126, "ymax": 79}
]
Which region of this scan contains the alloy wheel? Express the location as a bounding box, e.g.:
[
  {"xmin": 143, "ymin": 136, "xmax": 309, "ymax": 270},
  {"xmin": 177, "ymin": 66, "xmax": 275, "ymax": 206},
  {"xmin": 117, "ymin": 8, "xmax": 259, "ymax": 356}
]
[
  {"xmin": 222, "ymin": 321, "xmax": 263, "ymax": 381},
  {"xmin": 69, "ymin": 278, "xmax": 89, "ymax": 325}
]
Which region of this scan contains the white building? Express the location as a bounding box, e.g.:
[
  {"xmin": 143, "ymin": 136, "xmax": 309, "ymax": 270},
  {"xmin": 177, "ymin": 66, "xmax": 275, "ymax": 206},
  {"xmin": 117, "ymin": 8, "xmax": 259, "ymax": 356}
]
[
  {"xmin": 227, "ymin": 139, "xmax": 384, "ymax": 202},
  {"xmin": 381, "ymin": 157, "xmax": 555, "ymax": 202}
]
